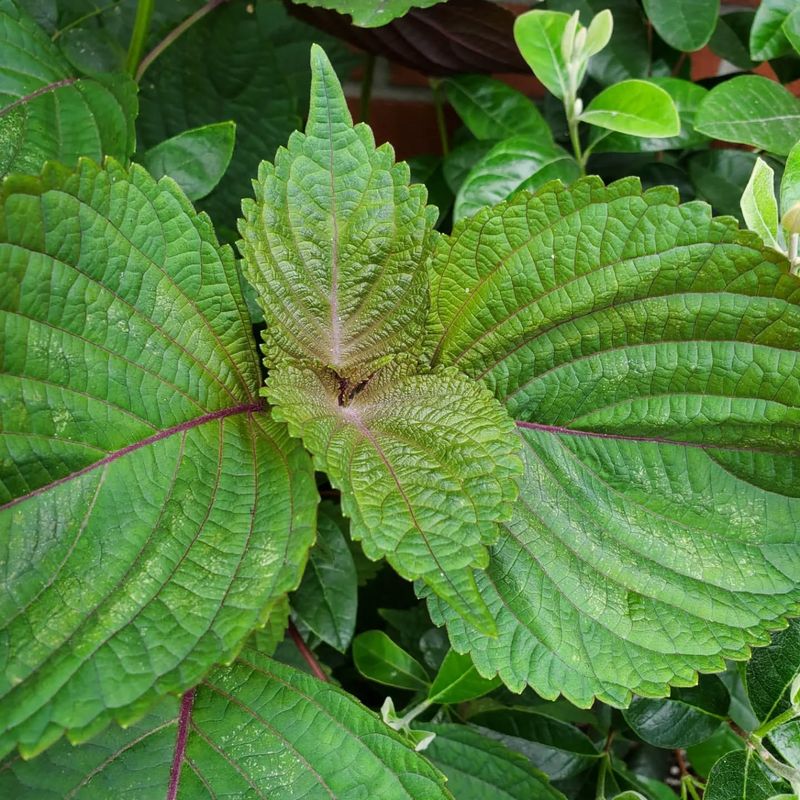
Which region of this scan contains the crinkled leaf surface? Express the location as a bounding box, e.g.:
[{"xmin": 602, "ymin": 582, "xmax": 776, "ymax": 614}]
[
  {"xmin": 426, "ymin": 176, "xmax": 800, "ymax": 706},
  {"xmin": 290, "ymin": 0, "xmax": 446, "ymax": 27},
  {"xmin": 0, "ymin": 653, "xmax": 451, "ymax": 799},
  {"xmin": 0, "ymin": 0, "xmax": 136, "ymax": 179},
  {"xmin": 239, "ymin": 45, "xmax": 436, "ymax": 381},
  {"xmin": 0, "ymin": 159, "xmax": 317, "ymax": 757},
  {"xmin": 704, "ymin": 750, "xmax": 777, "ymax": 800},
  {"xmin": 267, "ymin": 363, "xmax": 522, "ymax": 634},
  {"xmin": 746, "ymin": 619, "xmax": 800, "ymax": 725}
]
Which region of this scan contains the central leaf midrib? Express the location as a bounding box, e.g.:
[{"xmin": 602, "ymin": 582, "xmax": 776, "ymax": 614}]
[{"xmin": 0, "ymin": 401, "xmax": 262, "ymax": 512}]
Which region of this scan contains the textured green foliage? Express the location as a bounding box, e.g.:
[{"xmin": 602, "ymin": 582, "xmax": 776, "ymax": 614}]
[
  {"xmin": 421, "ymin": 724, "xmax": 567, "ymax": 800},
  {"xmin": 695, "ymin": 75, "xmax": 800, "ymax": 156},
  {"xmin": 353, "ymin": 630, "xmax": 430, "ymax": 690},
  {"xmin": 0, "ymin": 654, "xmax": 451, "ymax": 799},
  {"xmin": 513, "ymin": 10, "xmax": 571, "ymax": 100},
  {"xmin": 290, "ymin": 0, "xmax": 446, "ymax": 27},
  {"xmin": 641, "ymin": 0, "xmax": 719, "ymax": 51},
  {"xmin": 267, "ymin": 363, "xmax": 522, "ymax": 634},
  {"xmin": 426, "ymin": 176, "xmax": 800, "ymax": 706},
  {"xmin": 0, "ymin": 0, "xmax": 136, "ymax": 179},
  {"xmin": 136, "ymin": 0, "xmax": 351, "ymax": 226},
  {"xmin": 442, "ymin": 76, "xmax": 552, "ymax": 143},
  {"xmin": 140, "ymin": 121, "xmax": 236, "ymax": 202},
  {"xmin": 0, "ymin": 159, "xmax": 317, "ymax": 757},
  {"xmin": 704, "ymin": 750, "xmax": 777, "ymax": 800},
  {"xmin": 746, "ymin": 619, "xmax": 800, "ymax": 725},
  {"xmin": 291, "ymin": 500, "xmax": 358, "ymax": 652},
  {"xmin": 240, "ymin": 46, "xmax": 436, "ymax": 381},
  {"xmin": 741, "ymin": 157, "xmax": 781, "ymax": 252}
]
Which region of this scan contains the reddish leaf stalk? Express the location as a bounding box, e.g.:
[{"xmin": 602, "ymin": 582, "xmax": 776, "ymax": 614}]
[
  {"xmin": 167, "ymin": 688, "xmax": 196, "ymax": 800},
  {"xmin": 288, "ymin": 621, "xmax": 328, "ymax": 682}
]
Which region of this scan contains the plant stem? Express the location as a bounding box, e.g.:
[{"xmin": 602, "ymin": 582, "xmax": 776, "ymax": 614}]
[
  {"xmin": 789, "ymin": 232, "xmax": 799, "ymax": 275},
  {"xmin": 136, "ymin": 0, "xmax": 230, "ymax": 82},
  {"xmin": 563, "ymin": 61, "xmax": 586, "ymax": 175},
  {"xmin": 52, "ymin": 0, "xmax": 121, "ymax": 41},
  {"xmin": 125, "ymin": 0, "xmax": 154, "ymax": 78},
  {"xmin": 750, "ymin": 739, "xmax": 800, "ymax": 794},
  {"xmin": 595, "ymin": 754, "xmax": 609, "ymax": 799},
  {"xmin": 360, "ymin": 53, "xmax": 375, "ymax": 124},
  {"xmin": 288, "ymin": 620, "xmax": 329, "ymax": 682},
  {"xmin": 431, "ymin": 80, "xmax": 449, "ymax": 157},
  {"xmin": 753, "ymin": 706, "xmax": 799, "ymax": 739},
  {"xmin": 400, "ymin": 699, "xmax": 432, "ymax": 726}
]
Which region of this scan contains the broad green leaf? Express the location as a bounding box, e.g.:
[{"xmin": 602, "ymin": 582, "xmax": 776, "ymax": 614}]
[
  {"xmin": 689, "ymin": 149, "xmax": 760, "ymax": 221},
  {"xmin": 784, "ymin": 7, "xmax": 800, "ymax": 55},
  {"xmin": 623, "ymin": 676, "xmax": 729, "ymax": 748},
  {"xmin": 612, "ymin": 793, "xmax": 647, "ymax": 800},
  {"xmin": 291, "ymin": 501, "xmax": 358, "ymax": 652},
  {"xmin": 686, "ymin": 727, "xmax": 745, "ymax": 778},
  {"xmin": 514, "ymin": 10, "xmax": 571, "ymax": 99},
  {"xmin": 750, "ymin": 0, "xmax": 797, "ymax": 61},
  {"xmin": 353, "ymin": 630, "xmax": 431, "ymax": 690},
  {"xmin": 591, "ymin": 78, "xmax": 708, "ymax": 153},
  {"xmin": 289, "ymin": 0, "xmax": 446, "ymax": 27},
  {"xmin": 266, "ymin": 363, "xmax": 523, "ymax": 635},
  {"xmin": 704, "ymin": 750, "xmax": 776, "ymax": 800},
  {"xmin": 642, "ymin": 0, "xmax": 719, "ymax": 51},
  {"xmin": 695, "ymin": 75, "xmax": 800, "ymax": 156},
  {"xmin": 585, "ymin": 9, "xmax": 613, "ymax": 57},
  {"xmin": 408, "ymin": 154, "xmax": 453, "ymax": 227},
  {"xmin": 470, "ymin": 708, "xmax": 601, "ymax": 780},
  {"xmin": 455, "ymin": 135, "xmax": 580, "ymax": 222},
  {"xmin": 426, "ymin": 177, "xmax": 800, "ymax": 707},
  {"xmin": 579, "ymin": 79, "xmax": 680, "ymax": 138},
  {"xmin": 771, "ymin": 719, "xmax": 800, "ymax": 768},
  {"xmin": 443, "ymin": 75, "xmax": 552, "ymax": 144},
  {"xmin": 137, "ymin": 0, "xmax": 354, "ymax": 226},
  {"xmin": 421, "ymin": 724, "xmax": 567, "ymax": 800},
  {"xmin": 0, "ymin": 159, "xmax": 317, "ymax": 758},
  {"xmin": 239, "ymin": 45, "xmax": 436, "ymax": 381},
  {"xmin": 0, "ymin": 0, "xmax": 136, "ymax": 179},
  {"xmin": 781, "ymin": 140, "xmax": 800, "ymax": 234},
  {"xmin": 746, "ymin": 620, "xmax": 800, "ymax": 725},
  {"xmin": 443, "ymin": 139, "xmax": 496, "ymax": 195},
  {"xmin": 140, "ymin": 121, "xmax": 236, "ymax": 202},
  {"xmin": 427, "ymin": 650, "xmax": 501, "ymax": 704},
  {"xmin": 710, "ymin": 10, "xmax": 758, "ymax": 70},
  {"xmin": 0, "ymin": 653, "xmax": 451, "ymax": 798},
  {"xmin": 742, "ymin": 157, "xmax": 781, "ymax": 252}
]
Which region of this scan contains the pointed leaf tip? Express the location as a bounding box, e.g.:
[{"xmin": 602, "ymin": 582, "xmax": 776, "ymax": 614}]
[{"xmin": 308, "ymin": 43, "xmax": 353, "ymax": 133}]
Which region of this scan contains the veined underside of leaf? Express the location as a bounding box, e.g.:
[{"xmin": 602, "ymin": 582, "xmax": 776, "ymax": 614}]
[
  {"xmin": 0, "ymin": 0, "xmax": 136, "ymax": 178},
  {"xmin": 239, "ymin": 44, "xmax": 437, "ymax": 382},
  {"xmin": 426, "ymin": 176, "xmax": 800, "ymax": 706},
  {"xmin": 0, "ymin": 653, "xmax": 452, "ymax": 799},
  {"xmin": 0, "ymin": 159, "xmax": 318, "ymax": 758}
]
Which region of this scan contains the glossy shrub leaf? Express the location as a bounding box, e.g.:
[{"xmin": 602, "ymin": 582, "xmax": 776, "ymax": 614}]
[
  {"xmin": 579, "ymin": 80, "xmax": 680, "ymax": 138},
  {"xmin": 0, "ymin": 0, "xmax": 136, "ymax": 179},
  {"xmin": 427, "ymin": 650, "xmax": 501, "ymax": 704},
  {"xmin": 0, "ymin": 159, "xmax": 318, "ymax": 758},
  {"xmin": 514, "ymin": 10, "xmax": 570, "ymax": 99},
  {"xmin": 705, "ymin": 750, "xmax": 776, "ymax": 800},
  {"xmin": 421, "ymin": 724, "xmax": 567, "ymax": 800},
  {"xmin": 742, "ymin": 157, "xmax": 781, "ymax": 252},
  {"xmin": 353, "ymin": 630, "xmax": 430, "ymax": 690},
  {"xmin": 710, "ymin": 10, "xmax": 758, "ymax": 70},
  {"xmin": 444, "ymin": 139, "xmax": 496, "ymax": 194},
  {"xmin": 781, "ymin": 140, "xmax": 800, "ymax": 236},
  {"xmin": 689, "ymin": 149, "xmax": 759, "ymax": 221},
  {"xmin": 426, "ymin": 176, "xmax": 800, "ymax": 707},
  {"xmin": 137, "ymin": 0, "xmax": 353, "ymax": 226},
  {"xmin": 290, "ymin": 0, "xmax": 446, "ymax": 27},
  {"xmin": 140, "ymin": 121, "xmax": 236, "ymax": 202},
  {"xmin": 239, "ymin": 45, "xmax": 436, "ymax": 380},
  {"xmin": 750, "ymin": 0, "xmax": 796, "ymax": 61},
  {"xmin": 642, "ymin": 0, "xmax": 718, "ymax": 51},
  {"xmin": 443, "ymin": 75, "xmax": 551, "ymax": 143},
  {"xmin": 695, "ymin": 75, "xmax": 800, "ymax": 156},
  {"xmin": 471, "ymin": 708, "xmax": 601, "ymax": 780},
  {"xmin": 267, "ymin": 363, "xmax": 523, "ymax": 635},
  {"xmin": 784, "ymin": 7, "xmax": 800, "ymax": 55},
  {"xmin": 591, "ymin": 78, "xmax": 708, "ymax": 153},
  {"xmin": 686, "ymin": 727, "xmax": 745, "ymax": 778},
  {"xmin": 623, "ymin": 676, "xmax": 729, "ymax": 748},
  {"xmin": 746, "ymin": 620, "xmax": 800, "ymax": 725},
  {"xmin": 455, "ymin": 136, "xmax": 580, "ymax": 222},
  {"xmin": 291, "ymin": 501, "xmax": 358, "ymax": 652},
  {"xmin": 0, "ymin": 653, "xmax": 451, "ymax": 798}
]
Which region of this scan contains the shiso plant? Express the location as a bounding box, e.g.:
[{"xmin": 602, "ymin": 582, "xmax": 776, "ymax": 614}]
[{"xmin": 2, "ymin": 0, "xmax": 800, "ymax": 797}]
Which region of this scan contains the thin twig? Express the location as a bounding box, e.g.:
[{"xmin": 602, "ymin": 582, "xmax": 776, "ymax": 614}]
[
  {"xmin": 288, "ymin": 620, "xmax": 329, "ymax": 682},
  {"xmin": 136, "ymin": 0, "xmax": 231, "ymax": 82}
]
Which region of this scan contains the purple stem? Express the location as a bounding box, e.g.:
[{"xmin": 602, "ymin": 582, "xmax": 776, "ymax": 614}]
[
  {"xmin": 0, "ymin": 79, "xmax": 78, "ymax": 118},
  {"xmin": 1, "ymin": 401, "xmax": 262, "ymax": 512},
  {"xmin": 166, "ymin": 689, "xmax": 196, "ymax": 800}
]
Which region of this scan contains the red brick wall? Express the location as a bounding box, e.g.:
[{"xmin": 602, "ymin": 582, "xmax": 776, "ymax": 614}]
[{"xmin": 344, "ymin": 0, "xmax": 791, "ymax": 160}]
